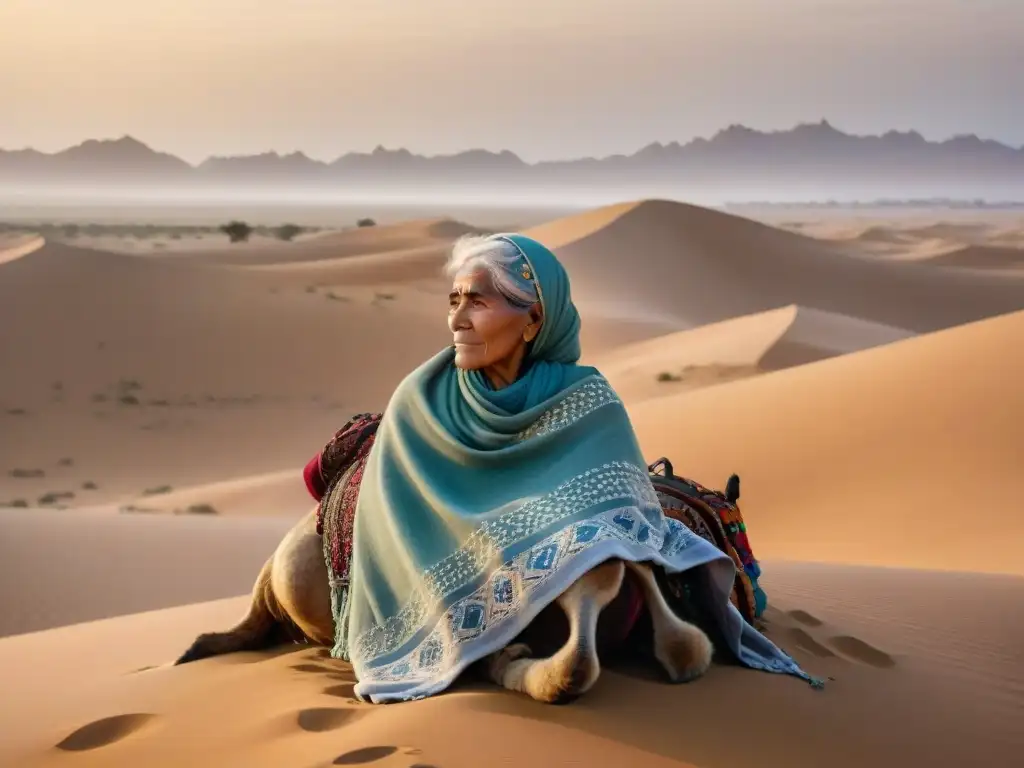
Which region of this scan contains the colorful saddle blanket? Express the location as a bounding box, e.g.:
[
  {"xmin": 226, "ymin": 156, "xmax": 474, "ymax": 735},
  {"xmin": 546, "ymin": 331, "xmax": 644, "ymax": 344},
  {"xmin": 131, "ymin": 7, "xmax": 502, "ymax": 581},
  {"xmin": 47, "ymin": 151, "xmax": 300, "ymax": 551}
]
[
  {"xmin": 648, "ymin": 457, "xmax": 767, "ymax": 625},
  {"xmin": 312, "ymin": 413, "xmax": 383, "ymax": 587}
]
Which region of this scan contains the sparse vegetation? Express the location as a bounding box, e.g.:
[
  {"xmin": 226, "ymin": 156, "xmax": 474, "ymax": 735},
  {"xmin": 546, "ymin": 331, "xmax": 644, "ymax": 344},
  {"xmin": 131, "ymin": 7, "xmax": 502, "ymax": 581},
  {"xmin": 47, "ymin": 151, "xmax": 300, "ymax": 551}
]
[
  {"xmin": 119, "ymin": 394, "xmax": 141, "ymax": 406},
  {"xmin": 2, "ymin": 499, "xmax": 29, "ymax": 508},
  {"xmin": 375, "ymin": 292, "xmax": 396, "ymax": 301},
  {"xmin": 82, "ymin": 481, "xmax": 98, "ymax": 490},
  {"xmin": 9, "ymin": 468, "xmax": 45, "ymax": 479},
  {"xmin": 356, "ymin": 217, "xmax": 377, "ymax": 228},
  {"xmin": 184, "ymin": 503, "xmax": 218, "ymax": 515},
  {"xmin": 220, "ymin": 220, "xmax": 254, "ymax": 243},
  {"xmin": 273, "ymin": 223, "xmax": 304, "ymax": 241},
  {"xmin": 5, "ymin": 408, "xmax": 27, "ymax": 415},
  {"xmin": 325, "ymin": 290, "xmax": 349, "ymax": 301},
  {"xmin": 120, "ymin": 504, "xmax": 159, "ymax": 514},
  {"xmin": 38, "ymin": 490, "xmax": 74, "ymax": 505},
  {"xmin": 57, "ymin": 457, "xmax": 73, "ymax": 467},
  {"xmin": 1, "ymin": 219, "xmax": 325, "ymax": 244},
  {"xmin": 656, "ymin": 371, "xmax": 682, "ymax": 383},
  {"xmin": 142, "ymin": 485, "xmax": 173, "ymax": 496}
]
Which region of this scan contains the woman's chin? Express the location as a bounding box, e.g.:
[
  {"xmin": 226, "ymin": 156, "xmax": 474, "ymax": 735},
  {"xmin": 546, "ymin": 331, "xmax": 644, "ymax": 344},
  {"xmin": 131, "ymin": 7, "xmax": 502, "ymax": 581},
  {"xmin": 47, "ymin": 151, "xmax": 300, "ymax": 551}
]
[{"xmin": 453, "ymin": 352, "xmax": 482, "ymax": 370}]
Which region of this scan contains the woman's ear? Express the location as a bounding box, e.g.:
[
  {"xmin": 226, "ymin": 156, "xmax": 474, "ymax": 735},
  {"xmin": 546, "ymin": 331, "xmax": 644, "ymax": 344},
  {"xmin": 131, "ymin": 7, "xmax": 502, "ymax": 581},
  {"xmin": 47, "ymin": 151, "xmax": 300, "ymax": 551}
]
[{"xmin": 523, "ymin": 304, "xmax": 543, "ymax": 343}]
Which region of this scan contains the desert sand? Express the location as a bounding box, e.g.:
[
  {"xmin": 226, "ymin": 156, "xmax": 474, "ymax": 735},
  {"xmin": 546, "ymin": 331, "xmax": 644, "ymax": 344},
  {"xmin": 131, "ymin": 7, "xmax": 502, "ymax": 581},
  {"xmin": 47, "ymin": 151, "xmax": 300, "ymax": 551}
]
[
  {"xmin": 741, "ymin": 205, "xmax": 1024, "ymax": 269},
  {"xmin": 2, "ymin": 199, "xmax": 1023, "ymax": 768}
]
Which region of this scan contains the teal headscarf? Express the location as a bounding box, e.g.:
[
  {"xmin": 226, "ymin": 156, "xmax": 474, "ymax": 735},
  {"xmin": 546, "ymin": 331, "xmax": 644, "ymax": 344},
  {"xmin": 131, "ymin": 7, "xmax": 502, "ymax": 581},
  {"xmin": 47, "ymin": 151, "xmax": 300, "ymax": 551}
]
[{"xmin": 334, "ymin": 233, "xmax": 817, "ymax": 702}]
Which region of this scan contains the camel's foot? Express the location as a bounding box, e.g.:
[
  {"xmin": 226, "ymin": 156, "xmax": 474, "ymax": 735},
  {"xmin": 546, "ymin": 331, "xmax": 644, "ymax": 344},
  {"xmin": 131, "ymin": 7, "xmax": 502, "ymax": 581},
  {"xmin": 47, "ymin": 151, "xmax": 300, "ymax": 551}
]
[
  {"xmin": 487, "ymin": 643, "xmax": 533, "ymax": 684},
  {"xmin": 626, "ymin": 561, "xmax": 714, "ymax": 683},
  {"xmin": 651, "ymin": 617, "xmax": 714, "ymax": 683},
  {"xmin": 175, "ymin": 629, "xmax": 267, "ymax": 665},
  {"xmin": 489, "ymin": 559, "xmax": 625, "ymax": 704}
]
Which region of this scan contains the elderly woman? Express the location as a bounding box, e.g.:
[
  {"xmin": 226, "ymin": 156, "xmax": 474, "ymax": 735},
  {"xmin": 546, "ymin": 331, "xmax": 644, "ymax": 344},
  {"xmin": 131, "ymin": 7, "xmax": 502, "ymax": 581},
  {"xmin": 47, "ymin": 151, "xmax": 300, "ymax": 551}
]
[
  {"xmin": 305, "ymin": 233, "xmax": 815, "ymax": 703},
  {"xmin": 180, "ymin": 232, "xmax": 815, "ymax": 704}
]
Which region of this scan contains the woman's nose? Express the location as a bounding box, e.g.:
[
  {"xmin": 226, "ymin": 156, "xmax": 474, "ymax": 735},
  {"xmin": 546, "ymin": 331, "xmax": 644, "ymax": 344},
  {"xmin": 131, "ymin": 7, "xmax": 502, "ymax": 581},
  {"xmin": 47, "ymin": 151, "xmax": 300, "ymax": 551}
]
[{"xmin": 450, "ymin": 303, "xmax": 471, "ymax": 330}]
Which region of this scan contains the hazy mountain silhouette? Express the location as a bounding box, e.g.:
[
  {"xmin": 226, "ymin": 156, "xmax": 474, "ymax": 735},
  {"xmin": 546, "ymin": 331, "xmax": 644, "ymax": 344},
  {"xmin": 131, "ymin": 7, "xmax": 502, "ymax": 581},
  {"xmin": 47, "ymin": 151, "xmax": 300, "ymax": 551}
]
[{"xmin": 3, "ymin": 121, "xmax": 1022, "ymax": 201}]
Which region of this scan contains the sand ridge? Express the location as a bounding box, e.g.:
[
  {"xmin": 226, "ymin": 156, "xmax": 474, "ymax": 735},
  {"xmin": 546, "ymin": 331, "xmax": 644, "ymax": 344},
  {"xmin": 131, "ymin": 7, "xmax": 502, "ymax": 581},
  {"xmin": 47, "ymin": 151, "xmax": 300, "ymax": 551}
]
[
  {"xmin": 536, "ymin": 200, "xmax": 1024, "ymax": 332},
  {"xmin": 0, "ymin": 233, "xmax": 46, "ymax": 264},
  {"xmin": 591, "ymin": 304, "xmax": 915, "ymax": 403},
  {"xmin": 630, "ymin": 308, "xmax": 1024, "ymax": 575}
]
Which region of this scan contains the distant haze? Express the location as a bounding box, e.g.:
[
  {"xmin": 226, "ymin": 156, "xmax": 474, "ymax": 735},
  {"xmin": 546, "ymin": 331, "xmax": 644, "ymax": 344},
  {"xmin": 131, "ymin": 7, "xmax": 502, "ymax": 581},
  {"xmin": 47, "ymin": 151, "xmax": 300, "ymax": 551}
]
[{"xmin": 0, "ymin": 0, "xmax": 1021, "ymax": 163}]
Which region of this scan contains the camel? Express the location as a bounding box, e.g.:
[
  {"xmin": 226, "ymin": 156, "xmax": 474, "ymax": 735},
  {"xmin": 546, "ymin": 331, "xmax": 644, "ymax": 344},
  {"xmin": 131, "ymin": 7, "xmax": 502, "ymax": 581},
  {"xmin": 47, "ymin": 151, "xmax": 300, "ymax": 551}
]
[{"xmin": 175, "ymin": 499, "xmax": 715, "ymax": 704}]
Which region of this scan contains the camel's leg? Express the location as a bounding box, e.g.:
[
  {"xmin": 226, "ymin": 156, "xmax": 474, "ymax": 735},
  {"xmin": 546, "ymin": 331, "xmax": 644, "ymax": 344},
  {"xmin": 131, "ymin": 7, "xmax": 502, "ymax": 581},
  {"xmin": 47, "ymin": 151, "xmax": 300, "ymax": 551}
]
[
  {"xmin": 625, "ymin": 561, "xmax": 713, "ymax": 683},
  {"xmin": 175, "ymin": 508, "xmax": 333, "ymax": 664},
  {"xmin": 175, "ymin": 555, "xmax": 282, "ymax": 664},
  {"xmin": 267, "ymin": 508, "xmax": 335, "ymax": 646},
  {"xmin": 488, "ymin": 559, "xmax": 625, "ymax": 704}
]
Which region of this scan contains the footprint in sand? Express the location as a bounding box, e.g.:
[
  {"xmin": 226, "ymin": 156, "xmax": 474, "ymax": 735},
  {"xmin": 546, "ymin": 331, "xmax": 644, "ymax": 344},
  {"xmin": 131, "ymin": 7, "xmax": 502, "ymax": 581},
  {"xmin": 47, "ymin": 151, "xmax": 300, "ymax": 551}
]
[
  {"xmin": 333, "ymin": 746, "xmax": 399, "ymax": 764},
  {"xmin": 786, "ymin": 628, "xmax": 837, "ymax": 659},
  {"xmin": 828, "ymin": 635, "xmax": 896, "ymax": 668},
  {"xmin": 55, "ymin": 713, "xmax": 156, "ymax": 752},
  {"xmin": 787, "ymin": 609, "xmax": 824, "ymax": 627},
  {"xmin": 297, "ymin": 707, "xmax": 360, "ymax": 732},
  {"xmin": 323, "ymin": 681, "xmax": 357, "ymax": 699}
]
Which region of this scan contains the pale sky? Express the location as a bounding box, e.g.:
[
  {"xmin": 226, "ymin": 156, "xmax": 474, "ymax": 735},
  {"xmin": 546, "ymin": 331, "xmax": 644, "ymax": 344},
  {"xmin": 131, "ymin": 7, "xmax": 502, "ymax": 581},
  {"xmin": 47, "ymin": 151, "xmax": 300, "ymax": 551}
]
[{"xmin": 0, "ymin": 0, "xmax": 1020, "ymax": 163}]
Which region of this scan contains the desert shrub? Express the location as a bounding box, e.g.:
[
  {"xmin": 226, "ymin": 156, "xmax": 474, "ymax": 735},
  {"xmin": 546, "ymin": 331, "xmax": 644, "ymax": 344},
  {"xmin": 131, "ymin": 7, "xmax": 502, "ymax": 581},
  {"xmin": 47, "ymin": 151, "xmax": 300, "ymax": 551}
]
[
  {"xmin": 220, "ymin": 220, "xmax": 254, "ymax": 243},
  {"xmin": 273, "ymin": 223, "xmax": 303, "ymax": 241},
  {"xmin": 185, "ymin": 503, "xmax": 218, "ymax": 515},
  {"xmin": 656, "ymin": 371, "xmax": 682, "ymax": 382},
  {"xmin": 142, "ymin": 485, "xmax": 172, "ymax": 496},
  {"xmin": 38, "ymin": 490, "xmax": 74, "ymax": 505},
  {"xmin": 356, "ymin": 217, "xmax": 376, "ymax": 228},
  {"xmin": 9, "ymin": 468, "xmax": 45, "ymax": 478}
]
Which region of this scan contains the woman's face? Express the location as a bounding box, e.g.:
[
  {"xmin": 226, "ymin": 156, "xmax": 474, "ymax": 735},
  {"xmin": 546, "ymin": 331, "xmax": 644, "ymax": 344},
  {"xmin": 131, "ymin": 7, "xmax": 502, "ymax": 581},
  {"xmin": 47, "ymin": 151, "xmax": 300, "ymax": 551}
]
[{"xmin": 448, "ymin": 269, "xmax": 541, "ymax": 382}]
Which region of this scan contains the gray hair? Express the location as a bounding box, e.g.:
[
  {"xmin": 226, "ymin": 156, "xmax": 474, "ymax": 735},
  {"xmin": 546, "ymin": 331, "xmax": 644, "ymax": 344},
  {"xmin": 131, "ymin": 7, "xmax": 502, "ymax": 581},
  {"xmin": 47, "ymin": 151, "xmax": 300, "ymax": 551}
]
[{"xmin": 445, "ymin": 234, "xmax": 540, "ymax": 310}]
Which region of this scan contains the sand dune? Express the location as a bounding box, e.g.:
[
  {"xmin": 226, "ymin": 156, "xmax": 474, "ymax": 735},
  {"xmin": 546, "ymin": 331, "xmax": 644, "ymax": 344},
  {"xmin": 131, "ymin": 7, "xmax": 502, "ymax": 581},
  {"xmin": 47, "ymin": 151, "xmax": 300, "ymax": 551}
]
[
  {"xmin": 0, "ymin": 232, "xmax": 676, "ymax": 507},
  {"xmin": 0, "ymin": 233, "xmax": 45, "ymax": 264},
  {"xmin": 535, "ymin": 200, "xmax": 1024, "ymax": 331},
  {"xmin": 3, "ymin": 202, "xmax": 1023, "ymax": 768},
  {"xmin": 0, "ymin": 239, "xmax": 453, "ymax": 503},
  {"xmin": 630, "ymin": 308, "xmax": 1024, "ymax": 575},
  {"xmin": 763, "ymin": 211, "xmax": 1024, "ymax": 267},
  {"xmin": 592, "ymin": 305, "xmax": 915, "ymax": 402},
  {"xmin": 927, "ymin": 244, "xmax": 1024, "ymax": 269}
]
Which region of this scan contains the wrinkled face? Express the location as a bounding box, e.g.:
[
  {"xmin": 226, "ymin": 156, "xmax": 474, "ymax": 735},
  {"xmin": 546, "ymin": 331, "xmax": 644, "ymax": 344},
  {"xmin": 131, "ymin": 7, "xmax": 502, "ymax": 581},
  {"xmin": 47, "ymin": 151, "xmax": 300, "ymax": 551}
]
[{"xmin": 448, "ymin": 269, "xmax": 540, "ymax": 376}]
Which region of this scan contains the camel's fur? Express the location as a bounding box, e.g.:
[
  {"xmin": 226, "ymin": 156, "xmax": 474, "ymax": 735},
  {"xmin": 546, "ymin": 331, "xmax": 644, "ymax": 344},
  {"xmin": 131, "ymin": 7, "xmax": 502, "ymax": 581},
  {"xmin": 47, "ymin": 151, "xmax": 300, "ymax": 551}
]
[{"xmin": 175, "ymin": 507, "xmax": 714, "ymax": 703}]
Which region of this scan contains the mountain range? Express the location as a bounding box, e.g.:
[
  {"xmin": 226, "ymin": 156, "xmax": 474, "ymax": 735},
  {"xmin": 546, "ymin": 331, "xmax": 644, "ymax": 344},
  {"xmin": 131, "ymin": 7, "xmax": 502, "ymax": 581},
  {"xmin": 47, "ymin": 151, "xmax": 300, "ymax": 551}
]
[{"xmin": 3, "ymin": 121, "xmax": 1023, "ymax": 202}]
